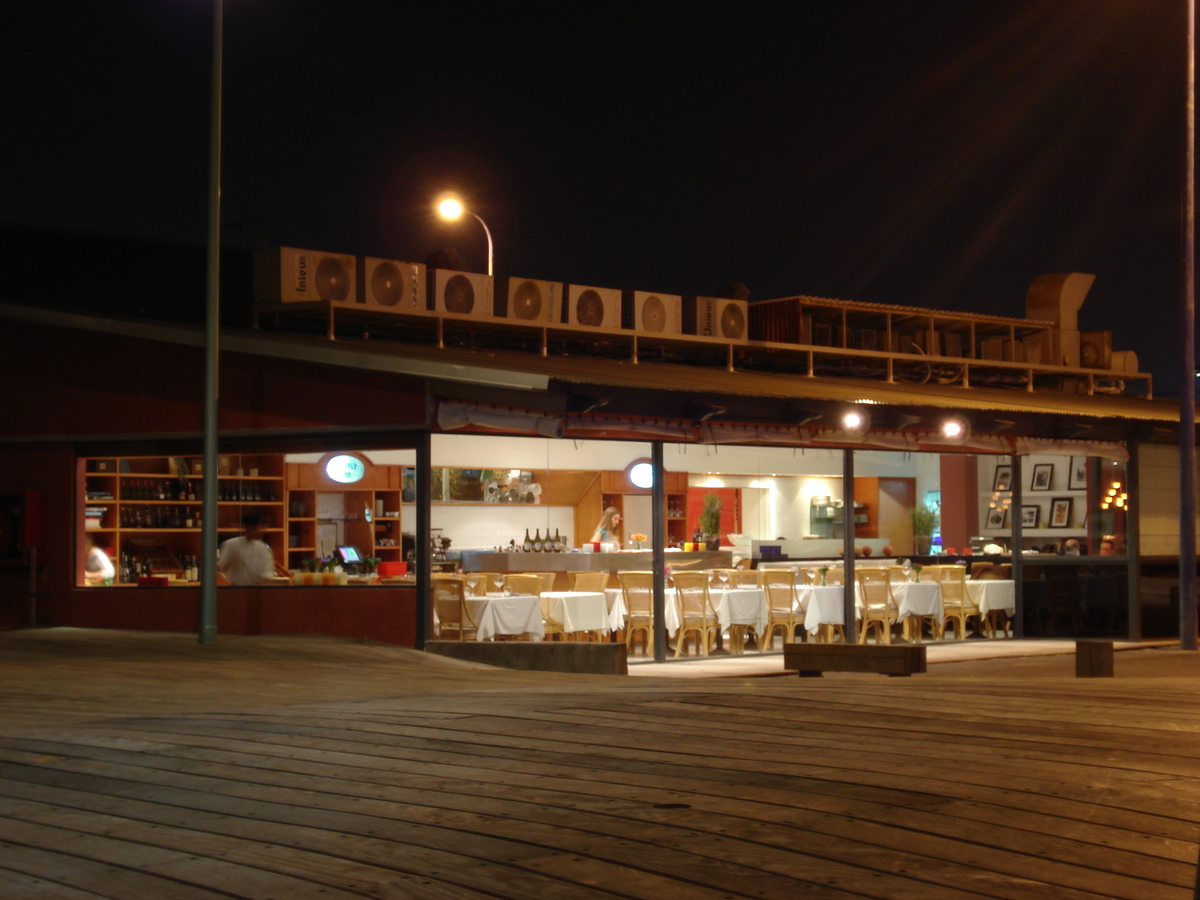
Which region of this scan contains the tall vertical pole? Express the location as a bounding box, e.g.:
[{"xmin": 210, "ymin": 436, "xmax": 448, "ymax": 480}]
[
  {"xmin": 198, "ymin": 0, "xmax": 222, "ymax": 645},
  {"xmin": 415, "ymin": 431, "xmax": 432, "ymax": 650},
  {"xmin": 1011, "ymin": 455, "xmax": 1024, "ymax": 639},
  {"xmin": 1181, "ymin": 0, "xmax": 1197, "ymax": 653},
  {"xmin": 651, "ymin": 441, "xmax": 667, "ymax": 662},
  {"xmin": 842, "ymin": 449, "xmax": 857, "ymax": 642}
]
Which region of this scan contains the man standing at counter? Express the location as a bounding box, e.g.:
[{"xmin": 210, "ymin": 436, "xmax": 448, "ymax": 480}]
[{"xmin": 217, "ymin": 513, "xmax": 276, "ymax": 586}]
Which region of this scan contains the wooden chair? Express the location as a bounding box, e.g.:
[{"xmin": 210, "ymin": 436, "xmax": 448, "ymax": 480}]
[
  {"xmin": 569, "ymin": 570, "xmax": 609, "ymax": 592},
  {"xmin": 733, "ymin": 569, "xmax": 762, "ymax": 588},
  {"xmin": 856, "ymin": 568, "xmax": 898, "ymax": 644},
  {"xmin": 618, "ymin": 571, "xmax": 654, "ymax": 655},
  {"xmin": 936, "ymin": 565, "xmax": 980, "ymax": 639},
  {"xmin": 525, "ymin": 571, "xmax": 558, "ymax": 593},
  {"xmin": 672, "ymin": 570, "xmax": 720, "ymax": 657},
  {"xmin": 431, "ymin": 576, "xmax": 477, "ymax": 640},
  {"xmin": 760, "ymin": 568, "xmax": 798, "ymax": 651},
  {"xmin": 462, "ymin": 571, "xmax": 498, "ymax": 596},
  {"xmin": 504, "ymin": 573, "xmax": 543, "ymax": 596}
]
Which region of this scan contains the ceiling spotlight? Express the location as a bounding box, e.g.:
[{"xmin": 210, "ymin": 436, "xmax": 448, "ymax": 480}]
[
  {"xmin": 841, "ymin": 409, "xmax": 868, "ymax": 432},
  {"xmin": 940, "ymin": 415, "xmax": 970, "ymax": 441}
]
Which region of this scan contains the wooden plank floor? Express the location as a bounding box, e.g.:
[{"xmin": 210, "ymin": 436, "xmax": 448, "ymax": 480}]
[{"xmin": 0, "ymin": 629, "xmax": 1198, "ymax": 898}]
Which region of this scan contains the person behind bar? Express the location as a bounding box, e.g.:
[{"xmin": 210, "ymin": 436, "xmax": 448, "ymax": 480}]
[
  {"xmin": 84, "ymin": 533, "xmax": 114, "ymax": 585},
  {"xmin": 217, "ymin": 513, "xmax": 276, "ymax": 586},
  {"xmin": 589, "ymin": 506, "xmax": 622, "ymax": 544}
]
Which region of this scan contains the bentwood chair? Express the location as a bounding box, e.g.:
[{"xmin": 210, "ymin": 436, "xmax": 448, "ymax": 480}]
[
  {"xmin": 856, "ymin": 568, "xmax": 898, "ymax": 644},
  {"xmin": 569, "ymin": 570, "xmax": 609, "ymax": 592},
  {"xmin": 431, "ymin": 576, "xmax": 477, "ymax": 640},
  {"xmin": 672, "ymin": 570, "xmax": 721, "ymax": 657},
  {"xmin": 618, "ymin": 571, "xmax": 654, "ymax": 655},
  {"xmin": 760, "ymin": 568, "xmax": 799, "ymax": 651},
  {"xmin": 935, "ymin": 565, "xmax": 978, "ymax": 639},
  {"xmin": 526, "ymin": 571, "xmax": 558, "ymax": 594}
]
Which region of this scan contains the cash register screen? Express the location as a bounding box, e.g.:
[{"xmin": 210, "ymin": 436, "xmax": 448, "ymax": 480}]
[{"xmin": 336, "ymin": 546, "xmax": 362, "ymax": 564}]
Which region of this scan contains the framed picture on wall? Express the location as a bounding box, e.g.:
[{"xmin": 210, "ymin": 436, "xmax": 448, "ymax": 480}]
[
  {"xmin": 985, "ymin": 507, "xmax": 1004, "ymax": 529},
  {"xmin": 1049, "ymin": 497, "xmax": 1073, "ymax": 528},
  {"xmin": 1069, "ymin": 456, "xmax": 1088, "ymax": 490},
  {"xmin": 1021, "ymin": 505, "xmax": 1040, "ymax": 528},
  {"xmin": 1031, "ymin": 463, "xmax": 1054, "ymax": 491},
  {"xmin": 992, "ymin": 465, "xmax": 1013, "ymax": 492}
]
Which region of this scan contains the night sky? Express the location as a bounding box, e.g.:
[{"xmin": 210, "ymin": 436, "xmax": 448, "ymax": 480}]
[{"xmin": 5, "ymin": 1, "xmax": 1191, "ymax": 392}]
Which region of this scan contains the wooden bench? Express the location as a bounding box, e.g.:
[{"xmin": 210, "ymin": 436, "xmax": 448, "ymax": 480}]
[
  {"xmin": 783, "ymin": 642, "xmax": 926, "ymax": 677},
  {"xmin": 1075, "ymin": 640, "xmax": 1114, "ymax": 678}
]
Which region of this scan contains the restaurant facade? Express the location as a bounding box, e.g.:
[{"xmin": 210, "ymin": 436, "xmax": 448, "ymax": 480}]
[{"xmin": 0, "ymin": 233, "xmax": 1191, "ymax": 654}]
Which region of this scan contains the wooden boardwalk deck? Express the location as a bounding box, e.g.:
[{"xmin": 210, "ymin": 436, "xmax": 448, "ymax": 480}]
[{"xmin": 0, "ymin": 629, "xmax": 1198, "ymax": 898}]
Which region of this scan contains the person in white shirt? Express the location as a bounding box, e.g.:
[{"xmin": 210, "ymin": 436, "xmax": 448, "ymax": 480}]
[
  {"xmin": 84, "ymin": 534, "xmax": 115, "ymax": 585},
  {"xmin": 217, "ymin": 513, "xmax": 276, "ymax": 586}
]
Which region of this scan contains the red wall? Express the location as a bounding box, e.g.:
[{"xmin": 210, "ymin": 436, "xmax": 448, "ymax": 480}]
[
  {"xmin": 47, "ymin": 585, "xmax": 417, "ymax": 646},
  {"xmin": 1, "ymin": 321, "xmax": 426, "ymax": 437}
]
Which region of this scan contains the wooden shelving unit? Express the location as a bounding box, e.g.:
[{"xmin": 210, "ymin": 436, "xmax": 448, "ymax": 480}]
[{"xmin": 81, "ymin": 454, "xmax": 286, "ymax": 584}]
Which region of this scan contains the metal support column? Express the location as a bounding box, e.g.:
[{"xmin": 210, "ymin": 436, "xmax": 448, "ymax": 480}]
[
  {"xmin": 843, "ymin": 448, "xmax": 857, "ymax": 642},
  {"xmin": 198, "ymin": 0, "xmax": 222, "ymax": 645},
  {"xmin": 415, "ymin": 431, "xmax": 432, "ymax": 650},
  {"xmin": 1182, "ymin": 0, "xmax": 1197, "ymax": 652},
  {"xmin": 1011, "ymin": 455, "xmax": 1024, "ymax": 639},
  {"xmin": 1126, "ymin": 443, "xmax": 1141, "ymax": 640},
  {"xmin": 652, "ymin": 441, "xmax": 668, "ymax": 662}
]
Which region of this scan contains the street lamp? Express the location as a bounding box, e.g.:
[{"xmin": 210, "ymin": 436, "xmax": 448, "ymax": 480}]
[{"xmin": 436, "ymin": 195, "xmax": 494, "ymax": 277}]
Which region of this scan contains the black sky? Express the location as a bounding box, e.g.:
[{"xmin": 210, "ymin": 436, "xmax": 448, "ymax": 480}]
[{"xmin": 5, "ymin": 1, "xmax": 1190, "ymax": 392}]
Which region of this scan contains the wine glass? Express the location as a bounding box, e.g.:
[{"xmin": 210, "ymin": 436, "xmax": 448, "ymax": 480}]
[
  {"xmin": 494, "ymin": 574, "xmax": 506, "ymax": 596},
  {"xmin": 718, "ymin": 569, "xmax": 730, "ymax": 591},
  {"xmin": 466, "ymin": 574, "xmax": 480, "ymax": 597},
  {"xmin": 901, "ymin": 559, "xmax": 912, "ymax": 583}
]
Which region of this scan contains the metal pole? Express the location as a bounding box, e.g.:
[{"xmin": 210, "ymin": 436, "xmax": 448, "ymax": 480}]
[
  {"xmin": 1182, "ymin": 0, "xmax": 1197, "ymax": 653},
  {"xmin": 415, "ymin": 431, "xmax": 432, "ymax": 650},
  {"xmin": 1126, "ymin": 443, "xmax": 1141, "ymax": 640},
  {"xmin": 472, "ymin": 213, "xmax": 494, "ymax": 277},
  {"xmin": 652, "ymin": 441, "xmax": 668, "ymax": 662},
  {"xmin": 843, "ymin": 449, "xmax": 857, "ymax": 642},
  {"xmin": 198, "ymin": 0, "xmax": 222, "ymax": 645},
  {"xmin": 1011, "ymin": 455, "xmax": 1024, "ymax": 638}
]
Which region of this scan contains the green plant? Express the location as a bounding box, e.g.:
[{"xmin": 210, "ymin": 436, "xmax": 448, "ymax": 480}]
[
  {"xmin": 910, "ymin": 504, "xmax": 937, "ymax": 537},
  {"xmin": 699, "ymin": 493, "xmax": 722, "ymax": 537}
]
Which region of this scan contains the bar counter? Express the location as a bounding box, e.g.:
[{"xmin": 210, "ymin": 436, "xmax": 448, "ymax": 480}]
[{"xmin": 459, "ymin": 550, "xmax": 733, "ymax": 587}]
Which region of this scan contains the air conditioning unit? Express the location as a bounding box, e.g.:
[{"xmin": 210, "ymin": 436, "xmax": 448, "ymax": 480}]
[
  {"xmin": 254, "ymin": 247, "xmax": 356, "ymax": 307},
  {"xmin": 685, "ymin": 297, "xmax": 748, "ymax": 340},
  {"xmin": 1079, "ymin": 330, "xmax": 1112, "ymax": 369},
  {"xmin": 498, "ymin": 277, "xmax": 561, "ymax": 324},
  {"xmin": 432, "ymin": 269, "xmax": 494, "ymax": 318},
  {"xmin": 623, "ymin": 291, "xmax": 682, "ymax": 333},
  {"xmin": 564, "ymin": 284, "xmax": 622, "ymax": 330},
  {"xmin": 355, "ymin": 257, "xmax": 427, "ymax": 314}
]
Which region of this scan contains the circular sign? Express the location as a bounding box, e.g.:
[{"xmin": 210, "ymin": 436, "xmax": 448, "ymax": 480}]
[
  {"xmin": 629, "ymin": 461, "xmax": 654, "ymax": 489},
  {"xmin": 325, "ymin": 454, "xmax": 365, "ymax": 484}
]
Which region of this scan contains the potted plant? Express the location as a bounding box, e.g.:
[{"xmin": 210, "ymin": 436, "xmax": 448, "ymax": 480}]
[
  {"xmin": 699, "ymin": 493, "xmax": 723, "ymax": 550},
  {"xmin": 910, "ymin": 504, "xmax": 937, "ymax": 556}
]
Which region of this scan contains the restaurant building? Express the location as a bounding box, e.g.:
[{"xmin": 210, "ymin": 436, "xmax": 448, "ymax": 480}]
[{"xmin": 0, "ymin": 228, "xmax": 1190, "ymax": 652}]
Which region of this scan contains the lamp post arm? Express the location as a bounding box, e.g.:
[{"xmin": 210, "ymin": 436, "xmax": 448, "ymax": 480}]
[{"xmin": 472, "ymin": 213, "xmax": 494, "ymax": 277}]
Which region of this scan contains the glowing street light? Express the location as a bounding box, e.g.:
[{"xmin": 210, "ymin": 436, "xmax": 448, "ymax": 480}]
[{"xmin": 435, "ymin": 194, "xmax": 493, "ymax": 277}]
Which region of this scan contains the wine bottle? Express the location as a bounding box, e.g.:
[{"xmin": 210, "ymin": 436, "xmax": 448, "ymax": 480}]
[
  {"xmin": 187, "ymin": 482, "xmax": 196, "ymax": 502},
  {"xmin": 533, "ymin": 529, "xmax": 542, "ymax": 552},
  {"xmin": 553, "ymin": 528, "xmax": 562, "ymax": 552},
  {"xmin": 523, "ymin": 528, "xmax": 532, "ymax": 552}
]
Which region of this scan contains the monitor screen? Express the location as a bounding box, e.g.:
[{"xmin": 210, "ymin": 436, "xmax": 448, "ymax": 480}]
[{"xmin": 336, "ymin": 546, "xmax": 362, "ymax": 564}]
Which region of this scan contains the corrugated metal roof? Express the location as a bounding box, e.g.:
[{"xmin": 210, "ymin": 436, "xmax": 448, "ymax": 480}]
[
  {"xmin": 2, "ymin": 302, "xmax": 1176, "ymax": 424},
  {"xmin": 756, "ymin": 293, "xmax": 1054, "ymax": 329}
]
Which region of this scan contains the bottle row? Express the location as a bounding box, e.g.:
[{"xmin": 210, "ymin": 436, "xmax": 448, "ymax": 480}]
[
  {"xmin": 519, "ymin": 527, "xmax": 566, "ymax": 553},
  {"xmin": 94, "ymin": 479, "xmax": 277, "ymax": 503},
  {"xmin": 119, "ymin": 549, "xmax": 200, "ymax": 582}
]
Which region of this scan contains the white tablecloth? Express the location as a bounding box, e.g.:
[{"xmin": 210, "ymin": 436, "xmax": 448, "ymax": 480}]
[
  {"xmin": 606, "ymin": 587, "xmax": 683, "ymax": 635},
  {"xmin": 894, "ymin": 581, "xmax": 942, "ymax": 622},
  {"xmin": 967, "ymin": 579, "xmax": 1016, "ymax": 616},
  {"xmin": 468, "ymin": 593, "xmax": 545, "ymax": 641},
  {"xmin": 712, "ymin": 587, "xmax": 769, "ymax": 633},
  {"xmin": 542, "ymin": 591, "xmax": 609, "ymax": 633},
  {"xmin": 798, "ymin": 584, "xmax": 861, "ymax": 635}
]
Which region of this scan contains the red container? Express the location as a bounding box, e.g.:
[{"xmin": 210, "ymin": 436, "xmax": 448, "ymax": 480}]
[{"xmin": 378, "ymin": 561, "xmax": 408, "ymax": 577}]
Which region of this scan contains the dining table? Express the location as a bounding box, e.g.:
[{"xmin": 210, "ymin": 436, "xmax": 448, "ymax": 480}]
[
  {"xmin": 797, "ymin": 584, "xmax": 862, "ymax": 637},
  {"xmin": 892, "ymin": 580, "xmax": 943, "ymax": 640},
  {"xmin": 466, "ymin": 592, "xmax": 545, "ymax": 641},
  {"xmin": 541, "ymin": 591, "xmax": 610, "ymax": 635},
  {"xmin": 605, "ymin": 586, "xmax": 767, "ymax": 638},
  {"xmin": 966, "ymin": 579, "xmax": 1016, "ymax": 637}
]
